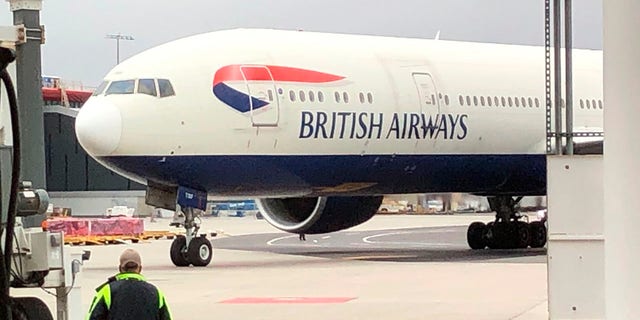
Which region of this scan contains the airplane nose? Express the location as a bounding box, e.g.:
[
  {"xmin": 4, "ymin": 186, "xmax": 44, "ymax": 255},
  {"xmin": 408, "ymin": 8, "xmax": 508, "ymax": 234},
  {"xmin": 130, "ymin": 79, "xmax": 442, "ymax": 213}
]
[{"xmin": 75, "ymin": 99, "xmax": 122, "ymax": 155}]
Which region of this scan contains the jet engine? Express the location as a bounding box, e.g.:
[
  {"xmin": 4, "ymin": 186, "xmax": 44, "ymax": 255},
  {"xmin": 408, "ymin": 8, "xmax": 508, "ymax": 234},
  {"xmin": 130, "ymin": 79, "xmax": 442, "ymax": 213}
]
[{"xmin": 256, "ymin": 196, "xmax": 383, "ymax": 234}]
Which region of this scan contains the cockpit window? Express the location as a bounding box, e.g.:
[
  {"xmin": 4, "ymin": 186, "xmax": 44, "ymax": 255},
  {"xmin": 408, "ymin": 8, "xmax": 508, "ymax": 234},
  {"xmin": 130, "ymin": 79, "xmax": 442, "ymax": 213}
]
[
  {"xmin": 137, "ymin": 79, "xmax": 157, "ymax": 97},
  {"xmin": 105, "ymin": 80, "xmax": 135, "ymax": 95},
  {"xmin": 158, "ymin": 79, "xmax": 175, "ymax": 97},
  {"xmin": 92, "ymin": 81, "xmax": 109, "ymax": 96}
]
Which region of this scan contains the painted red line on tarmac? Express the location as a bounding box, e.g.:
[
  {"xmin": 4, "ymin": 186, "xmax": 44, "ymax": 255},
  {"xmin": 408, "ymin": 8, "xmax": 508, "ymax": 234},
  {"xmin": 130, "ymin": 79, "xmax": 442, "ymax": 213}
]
[{"xmin": 219, "ymin": 297, "xmax": 356, "ymax": 304}]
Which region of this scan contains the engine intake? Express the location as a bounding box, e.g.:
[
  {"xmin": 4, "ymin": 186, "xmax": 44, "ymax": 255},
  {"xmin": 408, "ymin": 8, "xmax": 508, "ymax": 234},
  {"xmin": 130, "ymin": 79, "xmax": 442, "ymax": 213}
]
[{"xmin": 256, "ymin": 196, "xmax": 383, "ymax": 234}]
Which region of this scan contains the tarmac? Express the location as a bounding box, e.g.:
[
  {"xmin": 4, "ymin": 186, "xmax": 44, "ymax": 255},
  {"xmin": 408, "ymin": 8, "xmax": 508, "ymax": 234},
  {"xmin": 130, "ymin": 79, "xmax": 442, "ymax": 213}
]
[{"xmin": 11, "ymin": 214, "xmax": 549, "ymax": 319}]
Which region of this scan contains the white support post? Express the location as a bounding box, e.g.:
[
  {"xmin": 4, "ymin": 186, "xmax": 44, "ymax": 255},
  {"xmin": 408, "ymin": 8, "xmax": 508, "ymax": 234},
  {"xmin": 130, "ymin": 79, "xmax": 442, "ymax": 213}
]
[
  {"xmin": 603, "ymin": 1, "xmax": 640, "ymax": 319},
  {"xmin": 55, "ymin": 247, "xmax": 84, "ymax": 320},
  {"xmin": 547, "ymin": 155, "xmax": 604, "ymax": 319}
]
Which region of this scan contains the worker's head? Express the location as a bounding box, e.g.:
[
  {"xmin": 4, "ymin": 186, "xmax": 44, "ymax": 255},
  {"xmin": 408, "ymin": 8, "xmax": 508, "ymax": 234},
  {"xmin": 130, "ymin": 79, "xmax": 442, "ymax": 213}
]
[{"xmin": 119, "ymin": 248, "xmax": 142, "ymax": 273}]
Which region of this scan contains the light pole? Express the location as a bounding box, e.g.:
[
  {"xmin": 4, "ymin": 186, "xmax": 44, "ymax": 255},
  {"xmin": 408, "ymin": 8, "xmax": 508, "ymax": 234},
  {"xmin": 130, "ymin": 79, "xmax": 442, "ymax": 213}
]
[{"xmin": 106, "ymin": 33, "xmax": 134, "ymax": 64}]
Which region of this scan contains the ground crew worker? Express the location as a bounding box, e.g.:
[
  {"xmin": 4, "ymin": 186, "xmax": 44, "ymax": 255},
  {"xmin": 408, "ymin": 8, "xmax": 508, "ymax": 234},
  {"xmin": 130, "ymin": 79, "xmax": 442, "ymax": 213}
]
[{"xmin": 86, "ymin": 248, "xmax": 172, "ymax": 320}]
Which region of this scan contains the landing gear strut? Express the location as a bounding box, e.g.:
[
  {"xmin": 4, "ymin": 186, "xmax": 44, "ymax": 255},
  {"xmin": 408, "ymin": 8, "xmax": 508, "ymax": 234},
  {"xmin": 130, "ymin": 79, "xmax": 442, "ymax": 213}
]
[
  {"xmin": 168, "ymin": 187, "xmax": 213, "ymax": 267},
  {"xmin": 467, "ymin": 196, "xmax": 547, "ymax": 250}
]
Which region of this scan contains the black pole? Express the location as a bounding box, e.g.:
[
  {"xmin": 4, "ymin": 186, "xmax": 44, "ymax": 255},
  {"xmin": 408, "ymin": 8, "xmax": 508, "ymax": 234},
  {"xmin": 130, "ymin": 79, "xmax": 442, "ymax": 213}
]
[
  {"xmin": 553, "ymin": 0, "xmax": 563, "ymax": 155},
  {"xmin": 565, "ymin": 0, "xmax": 574, "ymax": 155},
  {"xmin": 545, "ymin": 0, "xmax": 553, "ymax": 154},
  {"xmin": 13, "ymin": 6, "xmax": 46, "ymax": 228}
]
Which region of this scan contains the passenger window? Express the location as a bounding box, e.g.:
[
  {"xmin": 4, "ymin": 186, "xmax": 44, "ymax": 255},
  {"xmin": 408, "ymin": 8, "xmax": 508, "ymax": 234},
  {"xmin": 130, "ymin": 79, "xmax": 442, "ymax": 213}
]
[
  {"xmin": 268, "ymin": 90, "xmax": 274, "ymax": 101},
  {"xmin": 473, "ymin": 96, "xmax": 478, "ymax": 106},
  {"xmin": 105, "ymin": 80, "xmax": 135, "ymax": 95},
  {"xmin": 521, "ymin": 97, "xmax": 526, "ymax": 107},
  {"xmin": 335, "ymin": 92, "xmax": 341, "ymax": 103},
  {"xmin": 592, "ymin": 99, "xmax": 597, "ymax": 109},
  {"xmin": 598, "ymin": 100, "xmax": 603, "ymax": 109},
  {"xmin": 586, "ymin": 99, "xmax": 591, "ymax": 109},
  {"xmin": 137, "ymin": 79, "xmax": 157, "ymax": 97},
  {"xmin": 359, "ymin": 92, "xmax": 365, "ymax": 103},
  {"xmin": 367, "ymin": 93, "xmax": 373, "ymax": 104},
  {"xmin": 459, "ymin": 95, "xmax": 464, "ymax": 106},
  {"xmin": 290, "ymin": 90, "xmax": 296, "ymax": 102},
  {"xmin": 308, "ymin": 91, "xmax": 315, "ymax": 102},
  {"xmin": 157, "ymin": 79, "xmax": 175, "ymax": 97},
  {"xmin": 92, "ymin": 81, "xmax": 109, "ymax": 96},
  {"xmin": 501, "ymin": 97, "xmax": 506, "ymax": 107},
  {"xmin": 580, "ymin": 99, "xmax": 584, "ymax": 109},
  {"xmin": 343, "ymin": 92, "xmax": 349, "ymax": 103},
  {"xmin": 515, "ymin": 98, "xmax": 520, "ymax": 107},
  {"xmin": 487, "ymin": 96, "xmax": 492, "ymax": 106},
  {"xmin": 299, "ymin": 90, "xmax": 306, "ymax": 102},
  {"xmin": 318, "ymin": 91, "xmax": 324, "ymax": 103},
  {"xmin": 494, "ymin": 97, "xmax": 499, "ymax": 106},
  {"xmin": 480, "ymin": 96, "xmax": 485, "ymax": 106},
  {"xmin": 535, "ymin": 98, "xmax": 540, "ymax": 108},
  {"xmin": 508, "ymin": 97, "xmax": 513, "ymax": 107},
  {"xmin": 466, "ymin": 96, "xmax": 471, "ymax": 106},
  {"xmin": 444, "ymin": 95, "xmax": 450, "ymax": 106},
  {"xmin": 528, "ymin": 97, "xmax": 533, "ymax": 107}
]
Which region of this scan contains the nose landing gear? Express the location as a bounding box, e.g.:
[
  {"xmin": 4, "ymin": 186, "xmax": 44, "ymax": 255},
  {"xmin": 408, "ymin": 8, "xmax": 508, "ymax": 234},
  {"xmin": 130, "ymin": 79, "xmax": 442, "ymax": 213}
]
[{"xmin": 168, "ymin": 187, "xmax": 213, "ymax": 267}]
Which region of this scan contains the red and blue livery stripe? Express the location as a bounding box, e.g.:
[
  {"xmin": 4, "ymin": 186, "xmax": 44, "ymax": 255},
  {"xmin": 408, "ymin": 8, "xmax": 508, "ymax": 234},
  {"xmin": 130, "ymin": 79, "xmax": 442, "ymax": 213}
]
[{"xmin": 212, "ymin": 65, "xmax": 344, "ymax": 113}]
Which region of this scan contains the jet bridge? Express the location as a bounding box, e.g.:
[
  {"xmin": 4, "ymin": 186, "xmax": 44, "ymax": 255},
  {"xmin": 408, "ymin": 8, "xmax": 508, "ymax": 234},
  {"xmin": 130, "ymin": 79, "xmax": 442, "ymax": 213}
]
[
  {"xmin": 546, "ymin": 1, "xmax": 640, "ymax": 319},
  {"xmin": 543, "ymin": 1, "xmax": 605, "ymax": 319}
]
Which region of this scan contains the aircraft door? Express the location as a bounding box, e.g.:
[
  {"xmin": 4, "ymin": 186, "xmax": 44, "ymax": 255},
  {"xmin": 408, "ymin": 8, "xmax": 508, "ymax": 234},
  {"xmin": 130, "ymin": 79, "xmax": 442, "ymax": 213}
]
[
  {"xmin": 239, "ymin": 65, "xmax": 280, "ymax": 126},
  {"xmin": 411, "ymin": 73, "xmax": 440, "ymax": 114}
]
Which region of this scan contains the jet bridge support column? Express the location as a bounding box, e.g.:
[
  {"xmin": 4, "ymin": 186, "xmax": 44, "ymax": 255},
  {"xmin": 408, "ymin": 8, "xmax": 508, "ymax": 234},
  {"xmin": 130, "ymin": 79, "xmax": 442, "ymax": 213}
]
[{"xmin": 603, "ymin": 1, "xmax": 640, "ymax": 318}]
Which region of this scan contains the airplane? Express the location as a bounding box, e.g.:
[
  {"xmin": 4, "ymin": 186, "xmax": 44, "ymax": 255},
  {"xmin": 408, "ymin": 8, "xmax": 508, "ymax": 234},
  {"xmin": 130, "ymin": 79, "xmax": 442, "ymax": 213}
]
[{"xmin": 75, "ymin": 29, "xmax": 603, "ymax": 267}]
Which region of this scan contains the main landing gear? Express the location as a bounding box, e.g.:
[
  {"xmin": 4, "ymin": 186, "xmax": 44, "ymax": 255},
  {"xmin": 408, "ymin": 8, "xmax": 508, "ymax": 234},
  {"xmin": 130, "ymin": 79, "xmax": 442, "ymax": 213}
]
[
  {"xmin": 168, "ymin": 188, "xmax": 213, "ymax": 267},
  {"xmin": 467, "ymin": 196, "xmax": 547, "ymax": 250}
]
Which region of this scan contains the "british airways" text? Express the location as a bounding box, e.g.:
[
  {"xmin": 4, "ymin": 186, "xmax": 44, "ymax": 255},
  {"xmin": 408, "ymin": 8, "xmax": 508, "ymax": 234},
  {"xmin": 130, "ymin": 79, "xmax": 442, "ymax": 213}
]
[{"xmin": 298, "ymin": 111, "xmax": 469, "ymax": 140}]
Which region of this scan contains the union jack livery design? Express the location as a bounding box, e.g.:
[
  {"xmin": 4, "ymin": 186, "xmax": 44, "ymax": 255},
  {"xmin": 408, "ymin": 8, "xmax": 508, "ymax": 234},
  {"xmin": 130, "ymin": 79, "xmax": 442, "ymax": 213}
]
[{"xmin": 212, "ymin": 64, "xmax": 344, "ymax": 113}]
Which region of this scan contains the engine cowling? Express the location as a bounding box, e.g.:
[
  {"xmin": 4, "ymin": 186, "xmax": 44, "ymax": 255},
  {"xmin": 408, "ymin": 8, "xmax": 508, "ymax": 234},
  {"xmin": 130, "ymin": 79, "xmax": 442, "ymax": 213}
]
[{"xmin": 256, "ymin": 196, "xmax": 383, "ymax": 234}]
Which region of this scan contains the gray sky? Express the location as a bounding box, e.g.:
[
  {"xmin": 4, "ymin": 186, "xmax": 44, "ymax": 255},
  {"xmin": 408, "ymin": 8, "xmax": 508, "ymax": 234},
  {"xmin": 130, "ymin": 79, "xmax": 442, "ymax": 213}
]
[{"xmin": 1, "ymin": 0, "xmax": 602, "ymax": 87}]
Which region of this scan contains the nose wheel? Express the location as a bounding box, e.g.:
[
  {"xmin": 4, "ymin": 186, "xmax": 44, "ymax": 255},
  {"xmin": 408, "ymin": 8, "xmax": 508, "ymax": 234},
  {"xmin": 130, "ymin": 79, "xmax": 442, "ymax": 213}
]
[
  {"xmin": 188, "ymin": 237, "xmax": 213, "ymax": 267},
  {"xmin": 169, "ymin": 236, "xmax": 189, "ymax": 267}
]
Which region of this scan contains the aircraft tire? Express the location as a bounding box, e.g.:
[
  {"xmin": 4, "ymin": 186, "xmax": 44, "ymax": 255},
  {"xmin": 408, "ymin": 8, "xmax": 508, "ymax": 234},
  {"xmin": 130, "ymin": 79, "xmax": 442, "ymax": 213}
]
[
  {"xmin": 170, "ymin": 236, "xmax": 190, "ymax": 267},
  {"xmin": 11, "ymin": 297, "xmax": 53, "ymax": 320},
  {"xmin": 529, "ymin": 221, "xmax": 547, "ymax": 248},
  {"xmin": 467, "ymin": 222, "xmax": 487, "ymax": 250},
  {"xmin": 515, "ymin": 221, "xmax": 531, "ymax": 249},
  {"xmin": 485, "ymin": 222, "xmax": 497, "ymax": 249},
  {"xmin": 489, "ymin": 222, "xmax": 509, "ymax": 249},
  {"xmin": 187, "ymin": 237, "xmax": 213, "ymax": 267}
]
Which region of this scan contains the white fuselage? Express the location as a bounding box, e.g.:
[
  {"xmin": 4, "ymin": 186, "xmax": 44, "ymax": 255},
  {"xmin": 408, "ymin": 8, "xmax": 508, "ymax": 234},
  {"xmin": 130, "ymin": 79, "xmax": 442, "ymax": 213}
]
[{"xmin": 75, "ymin": 29, "xmax": 602, "ymax": 197}]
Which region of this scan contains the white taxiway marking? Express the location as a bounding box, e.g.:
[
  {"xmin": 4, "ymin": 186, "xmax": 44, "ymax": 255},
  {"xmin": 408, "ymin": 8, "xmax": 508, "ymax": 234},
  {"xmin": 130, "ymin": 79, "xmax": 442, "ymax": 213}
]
[
  {"xmin": 362, "ymin": 231, "xmax": 456, "ymax": 247},
  {"xmin": 362, "ymin": 232, "xmax": 409, "ymax": 244},
  {"xmin": 267, "ymin": 235, "xmax": 297, "ymax": 246}
]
